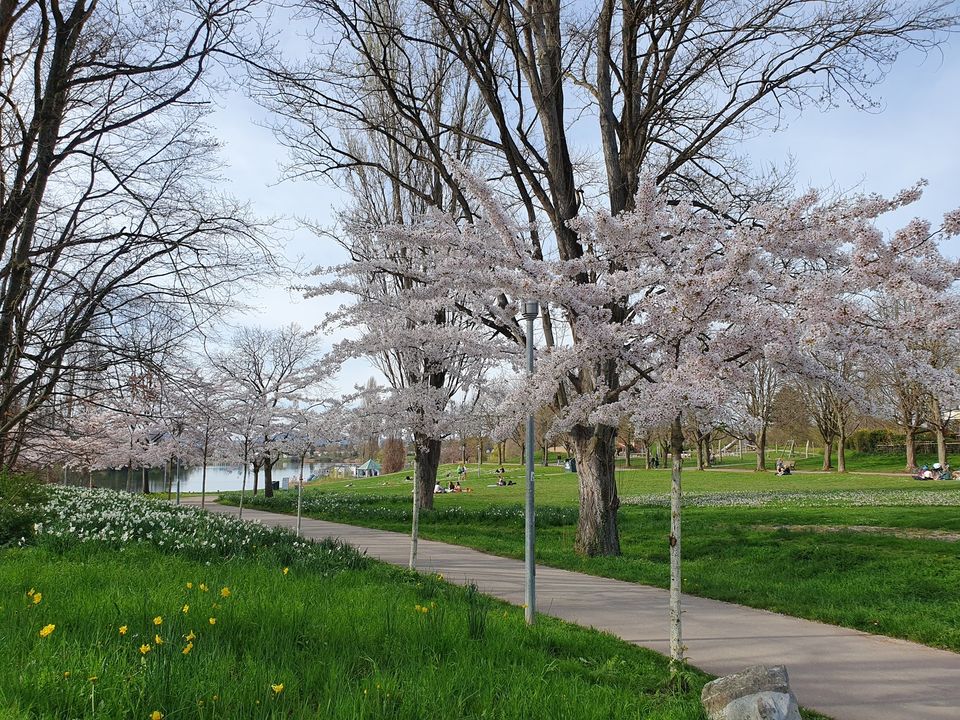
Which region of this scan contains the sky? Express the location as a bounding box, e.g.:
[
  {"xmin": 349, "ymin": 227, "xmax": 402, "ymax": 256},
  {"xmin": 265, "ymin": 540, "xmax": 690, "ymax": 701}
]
[{"xmin": 206, "ymin": 35, "xmax": 960, "ymax": 392}]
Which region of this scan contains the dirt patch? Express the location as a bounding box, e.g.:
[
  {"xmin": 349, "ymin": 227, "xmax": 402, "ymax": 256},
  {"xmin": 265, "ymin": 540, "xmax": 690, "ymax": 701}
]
[{"xmin": 755, "ymin": 524, "xmax": 960, "ymax": 542}]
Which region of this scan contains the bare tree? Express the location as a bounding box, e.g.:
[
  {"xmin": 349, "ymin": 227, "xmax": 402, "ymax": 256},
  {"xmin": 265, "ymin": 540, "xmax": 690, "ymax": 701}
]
[{"xmin": 0, "ymin": 0, "xmax": 274, "ymax": 468}]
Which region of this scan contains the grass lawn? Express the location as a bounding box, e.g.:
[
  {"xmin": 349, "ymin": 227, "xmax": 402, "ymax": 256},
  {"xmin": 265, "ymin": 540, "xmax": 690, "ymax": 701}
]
[
  {"xmin": 7, "ymin": 480, "xmax": 827, "ymax": 719},
  {"xmin": 2, "ymin": 543, "xmax": 718, "ymax": 720},
  {"xmin": 222, "ymin": 460, "xmax": 960, "ymax": 653}
]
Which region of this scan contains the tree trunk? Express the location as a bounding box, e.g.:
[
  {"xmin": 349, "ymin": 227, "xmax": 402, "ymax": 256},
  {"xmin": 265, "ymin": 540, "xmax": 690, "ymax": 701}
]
[
  {"xmin": 755, "ymin": 426, "xmax": 767, "ymax": 471},
  {"xmin": 142, "ymin": 466, "xmax": 149, "ymax": 494},
  {"xmin": 497, "ymin": 442, "xmax": 504, "ymax": 465},
  {"xmin": 822, "ymin": 438, "xmax": 833, "ymax": 471},
  {"xmin": 704, "ymin": 431, "xmax": 713, "ymax": 467},
  {"xmin": 542, "ymin": 438, "xmax": 549, "ymax": 467},
  {"xmin": 669, "ymin": 415, "xmax": 684, "ymax": 672},
  {"xmin": 837, "ymin": 424, "xmax": 847, "ymax": 473},
  {"xmin": 571, "ymin": 424, "xmax": 620, "ymax": 556},
  {"xmin": 252, "ymin": 461, "xmax": 261, "ymax": 495},
  {"xmin": 414, "ymin": 433, "xmax": 441, "ymax": 511},
  {"xmin": 625, "ymin": 441, "xmax": 632, "ymax": 468},
  {"xmin": 695, "ymin": 436, "xmax": 705, "ymax": 471},
  {"xmin": 936, "ymin": 426, "xmax": 948, "ymax": 468},
  {"xmin": 905, "ymin": 426, "xmax": 917, "ymax": 471},
  {"xmin": 264, "ymin": 456, "xmax": 275, "ymax": 498}
]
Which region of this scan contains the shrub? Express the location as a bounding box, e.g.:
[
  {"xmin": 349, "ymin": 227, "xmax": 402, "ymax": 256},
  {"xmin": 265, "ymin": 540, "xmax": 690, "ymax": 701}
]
[
  {"xmin": 845, "ymin": 428, "xmax": 891, "ymax": 453},
  {"xmin": 380, "ymin": 437, "xmax": 406, "ymax": 474}
]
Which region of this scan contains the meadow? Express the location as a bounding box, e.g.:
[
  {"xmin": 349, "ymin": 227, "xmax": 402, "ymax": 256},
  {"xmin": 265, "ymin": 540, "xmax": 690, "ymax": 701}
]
[
  {"xmin": 2, "ymin": 479, "xmax": 748, "ymax": 719},
  {"xmin": 223, "ymin": 453, "xmax": 960, "ymax": 652}
]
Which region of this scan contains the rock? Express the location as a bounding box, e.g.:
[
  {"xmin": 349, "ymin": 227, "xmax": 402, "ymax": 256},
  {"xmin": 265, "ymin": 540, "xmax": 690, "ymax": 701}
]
[{"xmin": 701, "ymin": 665, "xmax": 802, "ymax": 720}]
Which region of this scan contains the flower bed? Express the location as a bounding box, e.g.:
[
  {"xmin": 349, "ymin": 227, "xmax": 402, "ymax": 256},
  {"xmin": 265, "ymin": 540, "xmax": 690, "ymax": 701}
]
[
  {"xmin": 30, "ymin": 486, "xmax": 366, "ymax": 572},
  {"xmin": 622, "ymin": 488, "xmax": 960, "ymax": 508}
]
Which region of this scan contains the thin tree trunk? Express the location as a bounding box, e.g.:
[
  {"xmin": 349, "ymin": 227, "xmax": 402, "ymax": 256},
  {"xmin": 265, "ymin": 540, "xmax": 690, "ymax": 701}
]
[
  {"xmin": 239, "ymin": 461, "xmax": 248, "ymax": 519},
  {"xmin": 695, "ymin": 435, "xmax": 706, "ymax": 471},
  {"xmin": 414, "ymin": 433, "xmax": 441, "ymax": 511},
  {"xmin": 142, "ymin": 467, "xmax": 149, "ymax": 494},
  {"xmin": 201, "ymin": 429, "xmax": 209, "ymax": 509},
  {"xmin": 822, "ymin": 438, "xmax": 833, "ymax": 471},
  {"xmin": 905, "ymin": 426, "xmax": 917, "ymax": 471},
  {"xmin": 571, "ymin": 424, "xmax": 620, "ymax": 556},
  {"xmin": 410, "ymin": 453, "xmax": 420, "ymax": 569},
  {"xmin": 837, "ymin": 424, "xmax": 847, "ymax": 473},
  {"xmin": 669, "ymin": 415, "xmax": 684, "ymax": 672},
  {"xmin": 252, "ymin": 462, "xmax": 260, "ymax": 496}
]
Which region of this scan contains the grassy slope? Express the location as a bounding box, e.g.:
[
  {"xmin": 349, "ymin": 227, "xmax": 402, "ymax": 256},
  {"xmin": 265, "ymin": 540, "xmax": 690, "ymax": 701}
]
[
  {"xmin": 2, "ymin": 543, "xmax": 718, "ymax": 720},
  {"xmin": 225, "ymin": 460, "xmax": 960, "ymax": 652}
]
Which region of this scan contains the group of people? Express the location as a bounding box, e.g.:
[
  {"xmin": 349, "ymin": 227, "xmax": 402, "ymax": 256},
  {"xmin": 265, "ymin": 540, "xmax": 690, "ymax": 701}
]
[
  {"xmin": 494, "ymin": 466, "xmax": 516, "ymax": 486},
  {"xmin": 912, "ymin": 463, "xmax": 956, "ymax": 481},
  {"xmin": 775, "ymin": 458, "xmax": 793, "ymax": 476},
  {"xmin": 434, "ymin": 480, "xmax": 466, "ymax": 494}
]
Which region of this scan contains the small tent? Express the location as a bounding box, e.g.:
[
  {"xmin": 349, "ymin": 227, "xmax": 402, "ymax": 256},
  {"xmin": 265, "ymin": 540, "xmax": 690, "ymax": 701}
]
[{"xmin": 355, "ymin": 459, "xmax": 382, "ymax": 477}]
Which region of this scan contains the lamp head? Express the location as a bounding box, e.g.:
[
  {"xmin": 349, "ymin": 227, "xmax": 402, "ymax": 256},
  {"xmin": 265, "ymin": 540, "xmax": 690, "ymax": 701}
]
[{"xmin": 521, "ymin": 299, "xmax": 539, "ymax": 320}]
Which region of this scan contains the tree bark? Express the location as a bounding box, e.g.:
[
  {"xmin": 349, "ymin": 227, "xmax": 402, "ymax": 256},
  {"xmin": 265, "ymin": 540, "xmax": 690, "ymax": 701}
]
[
  {"xmin": 142, "ymin": 467, "xmax": 150, "ymax": 494},
  {"xmin": 669, "ymin": 415, "xmax": 684, "ymax": 672},
  {"xmin": 905, "ymin": 426, "xmax": 917, "ymax": 471},
  {"xmin": 822, "ymin": 439, "xmax": 834, "ymax": 471},
  {"xmin": 252, "ymin": 461, "xmax": 261, "ymax": 496},
  {"xmin": 414, "ymin": 433, "xmax": 441, "ymax": 511},
  {"xmin": 571, "ymin": 424, "xmax": 620, "ymax": 556},
  {"xmin": 264, "ymin": 455, "xmax": 275, "ymax": 498},
  {"xmin": 936, "ymin": 426, "xmax": 948, "ymax": 468},
  {"xmin": 756, "ymin": 427, "xmax": 767, "ymax": 471},
  {"xmin": 837, "ymin": 424, "xmax": 847, "ymax": 473}
]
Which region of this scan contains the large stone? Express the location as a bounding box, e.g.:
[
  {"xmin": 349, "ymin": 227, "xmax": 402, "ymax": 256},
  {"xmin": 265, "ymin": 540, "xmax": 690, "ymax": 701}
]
[{"xmin": 701, "ymin": 665, "xmax": 802, "ymax": 720}]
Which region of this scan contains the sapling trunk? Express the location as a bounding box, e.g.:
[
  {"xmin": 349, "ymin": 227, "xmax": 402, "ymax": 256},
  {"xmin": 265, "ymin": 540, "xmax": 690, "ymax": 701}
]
[{"xmin": 669, "ymin": 415, "xmax": 684, "ymax": 673}]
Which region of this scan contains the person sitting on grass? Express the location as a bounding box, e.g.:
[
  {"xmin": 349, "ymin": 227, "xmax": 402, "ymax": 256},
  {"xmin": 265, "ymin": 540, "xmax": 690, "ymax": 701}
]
[
  {"xmin": 434, "ymin": 481, "xmax": 445, "ymax": 494},
  {"xmin": 496, "ymin": 476, "xmax": 506, "ymax": 486},
  {"xmin": 453, "ymin": 481, "xmax": 463, "ymax": 493}
]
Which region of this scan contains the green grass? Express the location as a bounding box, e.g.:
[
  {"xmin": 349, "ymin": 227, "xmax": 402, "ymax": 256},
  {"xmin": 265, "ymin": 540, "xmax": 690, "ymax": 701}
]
[
  {"xmin": 2, "ymin": 543, "xmax": 721, "ymax": 719},
  {"xmin": 225, "ymin": 461, "xmax": 960, "ymax": 654}
]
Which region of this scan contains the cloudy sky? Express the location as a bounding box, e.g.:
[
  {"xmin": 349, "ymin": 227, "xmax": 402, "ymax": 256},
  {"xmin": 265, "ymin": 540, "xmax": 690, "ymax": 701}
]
[{"xmin": 207, "ymin": 37, "xmax": 960, "ymax": 390}]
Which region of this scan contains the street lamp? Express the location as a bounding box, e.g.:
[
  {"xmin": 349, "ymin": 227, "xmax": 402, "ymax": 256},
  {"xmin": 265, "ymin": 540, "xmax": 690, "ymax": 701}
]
[{"xmin": 521, "ymin": 299, "xmax": 539, "ymax": 625}]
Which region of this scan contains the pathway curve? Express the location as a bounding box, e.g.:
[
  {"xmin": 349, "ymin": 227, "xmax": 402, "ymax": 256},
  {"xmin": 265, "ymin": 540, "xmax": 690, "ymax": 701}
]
[{"xmin": 182, "ymin": 498, "xmax": 960, "ymax": 720}]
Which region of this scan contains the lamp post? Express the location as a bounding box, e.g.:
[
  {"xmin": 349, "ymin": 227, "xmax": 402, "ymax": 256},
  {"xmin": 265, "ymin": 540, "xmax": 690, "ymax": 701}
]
[{"xmin": 521, "ymin": 299, "xmax": 539, "ymax": 625}]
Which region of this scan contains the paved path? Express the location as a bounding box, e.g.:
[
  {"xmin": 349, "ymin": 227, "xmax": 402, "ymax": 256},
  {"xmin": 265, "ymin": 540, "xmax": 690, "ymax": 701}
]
[{"xmin": 183, "ymin": 498, "xmax": 960, "ymax": 720}]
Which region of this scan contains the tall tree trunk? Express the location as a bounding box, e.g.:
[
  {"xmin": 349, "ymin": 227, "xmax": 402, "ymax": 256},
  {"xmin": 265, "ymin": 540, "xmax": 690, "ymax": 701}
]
[
  {"xmin": 695, "ymin": 436, "xmax": 705, "ymax": 471},
  {"xmin": 837, "ymin": 424, "xmax": 847, "ymax": 473},
  {"xmin": 625, "ymin": 441, "xmax": 632, "ymax": 468},
  {"xmin": 644, "ymin": 440, "xmax": 651, "ymax": 469},
  {"xmin": 571, "ymin": 424, "xmax": 620, "ymax": 556},
  {"xmin": 905, "ymin": 426, "xmax": 917, "ymax": 471},
  {"xmin": 936, "ymin": 426, "xmax": 948, "ymax": 468},
  {"xmin": 497, "ymin": 442, "xmax": 504, "ymax": 465},
  {"xmin": 414, "ymin": 433, "xmax": 441, "ymax": 510},
  {"xmin": 201, "ymin": 429, "xmax": 209, "ymax": 508},
  {"xmin": 142, "ymin": 466, "xmax": 149, "ymax": 494},
  {"xmin": 252, "ymin": 461, "xmax": 261, "ymax": 495},
  {"xmin": 755, "ymin": 426, "xmax": 767, "ymax": 471},
  {"xmin": 704, "ymin": 432, "xmax": 713, "ymax": 467},
  {"xmin": 822, "ymin": 438, "xmax": 834, "ymax": 471},
  {"xmin": 542, "ymin": 437, "xmax": 549, "ymax": 466},
  {"xmin": 669, "ymin": 415, "xmax": 684, "ymax": 672}
]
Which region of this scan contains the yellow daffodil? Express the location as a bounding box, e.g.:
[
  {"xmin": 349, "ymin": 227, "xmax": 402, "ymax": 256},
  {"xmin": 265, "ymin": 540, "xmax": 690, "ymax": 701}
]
[
  {"xmin": 282, "ymin": 567, "xmax": 289, "ymax": 575},
  {"xmin": 186, "ymin": 582, "xmax": 193, "ymax": 589},
  {"xmin": 185, "ymin": 630, "xmax": 196, "ymax": 641},
  {"xmin": 139, "ymin": 644, "xmax": 152, "ymax": 655},
  {"xmin": 119, "ymin": 625, "xmax": 128, "ymax": 635},
  {"xmin": 271, "ymin": 683, "xmax": 284, "ymax": 695},
  {"xmin": 154, "ymin": 634, "xmax": 164, "ymax": 645},
  {"xmin": 153, "ymin": 616, "xmax": 163, "ymax": 626},
  {"xmin": 63, "ymin": 671, "xmax": 71, "ymax": 678},
  {"xmin": 32, "ymin": 592, "xmax": 42, "ymax": 605},
  {"xmin": 208, "ymin": 617, "xmax": 216, "ymax": 625},
  {"xmin": 198, "ymin": 583, "xmax": 208, "ymax": 593},
  {"xmin": 182, "ymin": 642, "xmax": 193, "ymax": 655},
  {"xmin": 182, "ymin": 604, "xmax": 189, "ymax": 614},
  {"xmin": 219, "ymin": 587, "xmax": 230, "ymax": 598},
  {"xmin": 150, "ymin": 711, "xmax": 163, "ymax": 720},
  {"xmin": 39, "ymin": 624, "xmax": 55, "ymax": 638}
]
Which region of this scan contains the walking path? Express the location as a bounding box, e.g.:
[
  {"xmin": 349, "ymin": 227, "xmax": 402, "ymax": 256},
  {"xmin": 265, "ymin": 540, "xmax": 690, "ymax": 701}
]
[{"xmin": 184, "ymin": 498, "xmax": 960, "ymax": 720}]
